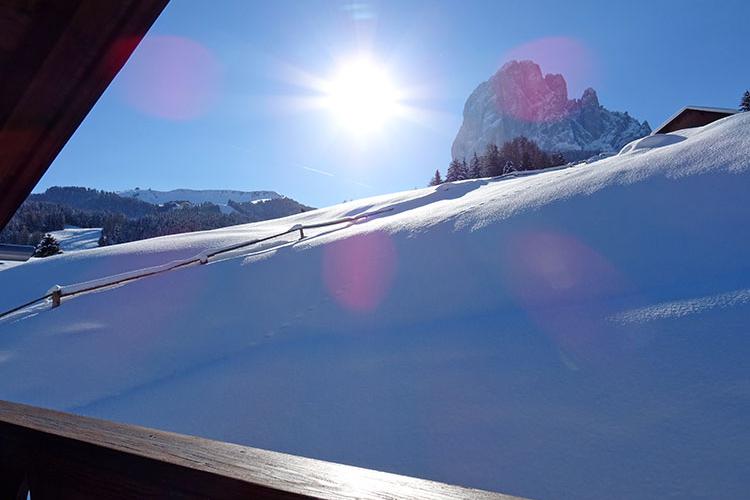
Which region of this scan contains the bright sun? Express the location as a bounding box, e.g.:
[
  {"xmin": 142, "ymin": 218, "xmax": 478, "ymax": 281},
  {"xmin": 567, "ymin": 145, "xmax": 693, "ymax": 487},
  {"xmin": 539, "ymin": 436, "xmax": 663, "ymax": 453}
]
[{"xmin": 324, "ymin": 58, "xmax": 400, "ymax": 136}]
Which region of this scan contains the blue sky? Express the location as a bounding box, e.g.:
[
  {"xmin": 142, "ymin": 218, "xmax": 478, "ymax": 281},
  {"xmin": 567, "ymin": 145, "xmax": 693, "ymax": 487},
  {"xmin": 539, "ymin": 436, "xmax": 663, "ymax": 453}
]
[{"xmin": 38, "ymin": 0, "xmax": 750, "ymax": 207}]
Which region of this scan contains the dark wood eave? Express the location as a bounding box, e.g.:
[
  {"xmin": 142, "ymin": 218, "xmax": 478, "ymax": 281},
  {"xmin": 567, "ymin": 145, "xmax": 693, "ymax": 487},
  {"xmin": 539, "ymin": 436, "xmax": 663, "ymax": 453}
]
[
  {"xmin": 0, "ymin": 0, "xmax": 169, "ymax": 230},
  {"xmin": 652, "ymin": 106, "xmax": 737, "ymax": 135}
]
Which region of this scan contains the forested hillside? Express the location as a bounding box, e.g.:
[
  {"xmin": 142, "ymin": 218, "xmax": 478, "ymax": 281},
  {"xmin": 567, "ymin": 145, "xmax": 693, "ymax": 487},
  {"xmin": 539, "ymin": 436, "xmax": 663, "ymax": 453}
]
[{"xmin": 0, "ymin": 187, "xmax": 311, "ymax": 247}]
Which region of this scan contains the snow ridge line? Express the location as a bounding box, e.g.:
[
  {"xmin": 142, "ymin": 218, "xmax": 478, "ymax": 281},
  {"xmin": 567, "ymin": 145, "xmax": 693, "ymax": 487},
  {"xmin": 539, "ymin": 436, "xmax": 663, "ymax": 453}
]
[{"xmin": 0, "ymin": 207, "xmax": 394, "ymax": 322}]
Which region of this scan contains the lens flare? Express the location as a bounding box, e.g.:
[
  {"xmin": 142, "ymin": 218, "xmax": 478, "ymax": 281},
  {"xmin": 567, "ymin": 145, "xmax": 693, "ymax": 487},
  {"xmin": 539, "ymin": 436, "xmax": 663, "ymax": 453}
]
[
  {"xmin": 503, "ymin": 36, "xmax": 597, "ymax": 100},
  {"xmin": 504, "ymin": 230, "xmax": 626, "ymax": 366},
  {"xmin": 117, "ymin": 35, "xmax": 222, "ymax": 120},
  {"xmin": 322, "ymin": 231, "xmax": 397, "ymax": 312}
]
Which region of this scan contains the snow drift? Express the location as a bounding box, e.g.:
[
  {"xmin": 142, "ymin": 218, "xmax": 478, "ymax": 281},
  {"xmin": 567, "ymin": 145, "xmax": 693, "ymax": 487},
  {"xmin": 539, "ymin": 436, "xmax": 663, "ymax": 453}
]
[{"xmin": 1, "ymin": 113, "xmax": 749, "ymax": 500}]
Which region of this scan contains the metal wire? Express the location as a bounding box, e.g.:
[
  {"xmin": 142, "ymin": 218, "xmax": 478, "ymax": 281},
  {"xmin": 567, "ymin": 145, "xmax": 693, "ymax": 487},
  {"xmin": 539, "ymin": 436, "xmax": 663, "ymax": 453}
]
[{"xmin": 0, "ymin": 207, "xmax": 393, "ymax": 321}]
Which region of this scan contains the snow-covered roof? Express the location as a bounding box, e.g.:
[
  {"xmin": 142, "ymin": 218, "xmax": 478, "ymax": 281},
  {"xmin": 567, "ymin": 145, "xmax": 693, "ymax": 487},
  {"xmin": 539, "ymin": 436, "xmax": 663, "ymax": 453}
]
[{"xmin": 652, "ymin": 105, "xmax": 737, "ymax": 135}]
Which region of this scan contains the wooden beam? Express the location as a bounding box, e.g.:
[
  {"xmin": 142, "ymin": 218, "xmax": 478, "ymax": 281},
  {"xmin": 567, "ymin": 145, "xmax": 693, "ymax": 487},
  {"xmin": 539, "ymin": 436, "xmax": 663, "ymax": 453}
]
[
  {"xmin": 0, "ymin": 0, "xmax": 169, "ymax": 230},
  {"xmin": 0, "ymin": 400, "xmax": 526, "ymax": 499}
]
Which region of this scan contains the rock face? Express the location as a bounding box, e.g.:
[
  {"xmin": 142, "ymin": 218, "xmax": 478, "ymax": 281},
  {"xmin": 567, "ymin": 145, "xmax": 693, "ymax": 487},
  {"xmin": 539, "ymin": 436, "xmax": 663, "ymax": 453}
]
[{"xmin": 452, "ymin": 60, "xmax": 651, "ymax": 161}]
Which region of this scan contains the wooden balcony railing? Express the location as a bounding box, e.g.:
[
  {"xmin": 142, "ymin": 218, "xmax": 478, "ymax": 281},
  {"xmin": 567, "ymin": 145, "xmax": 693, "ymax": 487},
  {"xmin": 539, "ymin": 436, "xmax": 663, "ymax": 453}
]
[{"xmin": 0, "ymin": 400, "xmax": 525, "ymax": 499}]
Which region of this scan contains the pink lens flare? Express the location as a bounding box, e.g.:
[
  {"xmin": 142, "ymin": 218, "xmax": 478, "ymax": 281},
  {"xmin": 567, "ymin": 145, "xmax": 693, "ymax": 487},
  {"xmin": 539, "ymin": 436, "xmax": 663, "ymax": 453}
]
[
  {"xmin": 504, "ymin": 36, "xmax": 597, "ymax": 98},
  {"xmin": 322, "ymin": 231, "xmax": 397, "ymax": 313},
  {"xmin": 495, "ymin": 37, "xmax": 598, "ymax": 123},
  {"xmin": 504, "ymin": 230, "xmax": 626, "ymax": 366},
  {"xmin": 508, "ymin": 231, "xmax": 621, "ymax": 302},
  {"xmin": 116, "ymin": 35, "xmax": 222, "ymax": 120}
]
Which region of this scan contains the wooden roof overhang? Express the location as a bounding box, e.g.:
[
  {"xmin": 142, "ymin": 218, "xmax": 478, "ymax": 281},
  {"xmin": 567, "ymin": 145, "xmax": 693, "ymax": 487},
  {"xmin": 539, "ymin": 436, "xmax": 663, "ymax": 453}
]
[{"xmin": 0, "ymin": 0, "xmax": 169, "ymax": 230}]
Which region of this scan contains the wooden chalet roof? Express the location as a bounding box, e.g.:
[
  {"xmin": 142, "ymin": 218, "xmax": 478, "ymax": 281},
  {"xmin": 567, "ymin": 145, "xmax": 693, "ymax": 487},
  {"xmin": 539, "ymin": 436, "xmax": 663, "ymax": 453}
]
[{"xmin": 652, "ymin": 105, "xmax": 737, "ymax": 135}]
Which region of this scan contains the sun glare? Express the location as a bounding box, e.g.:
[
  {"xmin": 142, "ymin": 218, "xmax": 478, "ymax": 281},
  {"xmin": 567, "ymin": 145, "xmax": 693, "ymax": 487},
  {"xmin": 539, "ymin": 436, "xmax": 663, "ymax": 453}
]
[{"xmin": 324, "ymin": 58, "xmax": 400, "ymax": 135}]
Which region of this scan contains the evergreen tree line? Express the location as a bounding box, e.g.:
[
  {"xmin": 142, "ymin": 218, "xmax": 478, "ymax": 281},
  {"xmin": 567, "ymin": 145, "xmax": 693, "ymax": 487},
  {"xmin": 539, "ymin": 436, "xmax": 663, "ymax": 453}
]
[
  {"xmin": 97, "ymin": 203, "xmax": 250, "ymax": 246},
  {"xmin": 227, "ymin": 197, "xmax": 312, "ymax": 221},
  {"xmin": 29, "ymin": 186, "xmax": 156, "ymax": 218},
  {"xmin": 0, "ymin": 201, "xmax": 123, "ymax": 247},
  {"xmin": 0, "ymin": 198, "xmax": 311, "ymax": 248},
  {"xmin": 429, "ymin": 136, "xmax": 566, "ymax": 186}
]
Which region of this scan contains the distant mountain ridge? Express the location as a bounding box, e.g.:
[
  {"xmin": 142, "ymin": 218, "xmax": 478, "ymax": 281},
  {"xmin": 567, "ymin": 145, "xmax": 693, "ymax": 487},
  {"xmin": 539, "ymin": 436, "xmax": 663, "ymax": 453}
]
[
  {"xmin": 29, "ymin": 186, "xmax": 154, "ymax": 218},
  {"xmin": 118, "ymin": 188, "xmax": 282, "ymax": 212},
  {"xmin": 452, "ymin": 60, "xmax": 651, "ymax": 161}
]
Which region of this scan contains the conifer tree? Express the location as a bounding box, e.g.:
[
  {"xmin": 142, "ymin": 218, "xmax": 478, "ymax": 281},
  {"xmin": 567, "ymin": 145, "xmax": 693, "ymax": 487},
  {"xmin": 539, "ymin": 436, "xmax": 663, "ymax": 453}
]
[
  {"xmin": 550, "ymin": 153, "xmax": 566, "ymax": 167},
  {"xmin": 34, "ymin": 233, "xmax": 61, "ymax": 258},
  {"xmin": 429, "ymin": 169, "xmax": 443, "ymax": 186},
  {"xmin": 500, "ymin": 136, "xmax": 551, "ymax": 171},
  {"xmin": 741, "ymin": 90, "xmax": 750, "ymax": 112},
  {"xmin": 446, "ymin": 158, "xmax": 469, "ymax": 182},
  {"xmin": 469, "ymin": 153, "xmax": 482, "ymax": 178},
  {"xmin": 445, "ymin": 159, "xmax": 461, "ymax": 182},
  {"xmin": 503, "ymin": 160, "xmax": 516, "ymax": 175},
  {"xmin": 521, "ymin": 150, "xmax": 532, "ymax": 171},
  {"xmin": 482, "ymin": 143, "xmax": 503, "ymax": 177}
]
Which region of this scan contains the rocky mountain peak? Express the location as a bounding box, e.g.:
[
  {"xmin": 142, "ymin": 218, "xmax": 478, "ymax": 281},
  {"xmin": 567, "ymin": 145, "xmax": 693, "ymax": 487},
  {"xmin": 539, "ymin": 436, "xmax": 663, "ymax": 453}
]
[
  {"xmin": 489, "ymin": 60, "xmax": 570, "ymax": 122},
  {"xmin": 452, "ymin": 60, "xmax": 651, "ymax": 161},
  {"xmin": 580, "ymin": 87, "xmax": 600, "ymax": 108}
]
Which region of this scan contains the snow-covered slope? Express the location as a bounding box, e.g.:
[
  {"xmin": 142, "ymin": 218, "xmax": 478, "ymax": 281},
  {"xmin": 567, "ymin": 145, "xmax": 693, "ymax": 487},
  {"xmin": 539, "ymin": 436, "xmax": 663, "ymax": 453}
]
[
  {"xmin": 452, "ymin": 60, "xmax": 651, "ymax": 160},
  {"xmin": 2, "ymin": 113, "xmax": 750, "ymax": 500},
  {"xmin": 118, "ymin": 188, "xmax": 282, "ymax": 212},
  {"xmin": 0, "ymin": 227, "xmax": 101, "ymax": 272},
  {"xmin": 48, "ymin": 226, "xmax": 102, "ymax": 252}
]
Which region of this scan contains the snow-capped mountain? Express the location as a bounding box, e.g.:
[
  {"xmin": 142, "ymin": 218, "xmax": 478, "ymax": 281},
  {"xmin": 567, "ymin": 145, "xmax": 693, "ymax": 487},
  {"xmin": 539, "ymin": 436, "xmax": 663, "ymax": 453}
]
[
  {"xmin": 1, "ymin": 113, "xmax": 749, "ymax": 500},
  {"xmin": 118, "ymin": 188, "xmax": 282, "ymax": 213},
  {"xmin": 452, "ymin": 60, "xmax": 652, "ymax": 160}
]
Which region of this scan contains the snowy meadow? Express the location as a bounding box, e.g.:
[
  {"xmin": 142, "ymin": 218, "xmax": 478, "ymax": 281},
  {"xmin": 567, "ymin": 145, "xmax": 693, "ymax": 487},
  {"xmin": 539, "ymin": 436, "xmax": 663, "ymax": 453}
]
[{"xmin": 1, "ymin": 113, "xmax": 749, "ymax": 500}]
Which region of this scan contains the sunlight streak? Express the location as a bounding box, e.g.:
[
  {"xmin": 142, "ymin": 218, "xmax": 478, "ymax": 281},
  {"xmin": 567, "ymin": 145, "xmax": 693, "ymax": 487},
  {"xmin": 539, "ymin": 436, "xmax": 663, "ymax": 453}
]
[
  {"xmin": 321, "ymin": 57, "xmax": 401, "ymax": 135},
  {"xmin": 254, "ymin": 52, "xmax": 438, "ymax": 145}
]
